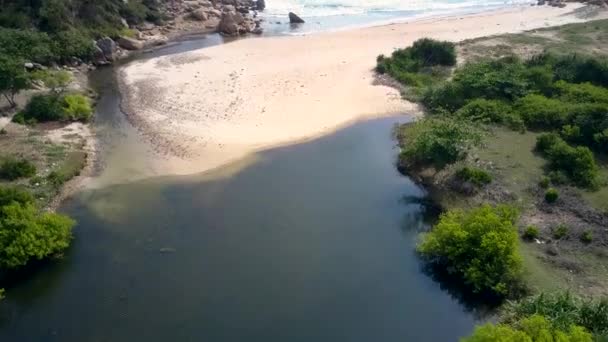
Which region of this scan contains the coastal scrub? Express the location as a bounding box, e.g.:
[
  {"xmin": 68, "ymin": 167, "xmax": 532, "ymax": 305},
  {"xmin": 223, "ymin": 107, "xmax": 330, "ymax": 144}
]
[{"xmin": 417, "ymin": 204, "xmax": 522, "ymax": 297}]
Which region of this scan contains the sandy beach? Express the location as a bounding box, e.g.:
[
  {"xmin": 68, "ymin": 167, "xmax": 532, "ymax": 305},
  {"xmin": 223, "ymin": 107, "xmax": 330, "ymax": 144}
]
[{"xmin": 120, "ymin": 3, "xmax": 602, "ymax": 176}]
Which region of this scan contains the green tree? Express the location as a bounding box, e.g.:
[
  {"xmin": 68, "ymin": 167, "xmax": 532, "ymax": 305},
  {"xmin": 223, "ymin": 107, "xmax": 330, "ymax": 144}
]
[
  {"xmin": 32, "ymin": 70, "xmax": 71, "ymax": 94},
  {"xmin": 0, "ymin": 28, "xmax": 54, "ymax": 64},
  {"xmin": 0, "ymin": 55, "xmax": 31, "ymax": 107},
  {"xmin": 0, "ymin": 202, "xmax": 74, "ymax": 269},
  {"xmin": 418, "ymin": 205, "xmax": 522, "ymax": 296}
]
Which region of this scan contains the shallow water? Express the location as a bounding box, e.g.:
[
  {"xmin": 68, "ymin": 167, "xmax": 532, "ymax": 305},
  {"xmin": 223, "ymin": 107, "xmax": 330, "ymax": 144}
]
[{"xmin": 0, "ymin": 34, "xmax": 479, "ymax": 341}]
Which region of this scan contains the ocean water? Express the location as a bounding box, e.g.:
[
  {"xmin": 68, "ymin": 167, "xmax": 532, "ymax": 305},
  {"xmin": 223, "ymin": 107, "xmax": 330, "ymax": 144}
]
[{"xmin": 261, "ymin": 0, "xmax": 534, "ymax": 33}]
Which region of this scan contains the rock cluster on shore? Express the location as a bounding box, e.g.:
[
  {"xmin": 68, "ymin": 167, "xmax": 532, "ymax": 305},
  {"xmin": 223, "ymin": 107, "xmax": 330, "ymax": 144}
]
[
  {"xmin": 537, "ymin": 0, "xmax": 608, "ymax": 7},
  {"xmin": 91, "ymin": 0, "xmax": 266, "ymax": 65}
]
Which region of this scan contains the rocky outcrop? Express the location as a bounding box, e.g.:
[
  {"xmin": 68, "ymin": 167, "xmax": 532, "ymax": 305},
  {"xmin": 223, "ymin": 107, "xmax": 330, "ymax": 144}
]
[
  {"xmin": 92, "ymin": 45, "xmax": 108, "ymax": 66},
  {"xmin": 190, "ymin": 8, "xmax": 208, "ymax": 21},
  {"xmin": 288, "ymin": 12, "xmax": 305, "ymax": 24},
  {"xmin": 256, "ymin": 0, "xmax": 266, "ymax": 11},
  {"xmin": 96, "ymin": 37, "xmax": 118, "ymax": 62},
  {"xmin": 118, "ymin": 36, "xmax": 145, "ymax": 50},
  {"xmin": 219, "ymin": 12, "xmax": 240, "ymax": 35}
]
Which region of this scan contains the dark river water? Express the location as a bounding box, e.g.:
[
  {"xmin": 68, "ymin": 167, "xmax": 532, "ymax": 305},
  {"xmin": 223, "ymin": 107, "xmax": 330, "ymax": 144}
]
[{"xmin": 0, "ymin": 34, "xmax": 478, "ymax": 342}]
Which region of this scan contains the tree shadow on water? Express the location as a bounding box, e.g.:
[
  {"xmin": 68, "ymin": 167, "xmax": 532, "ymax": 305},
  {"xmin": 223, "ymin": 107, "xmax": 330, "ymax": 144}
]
[{"xmin": 420, "ymin": 262, "xmax": 503, "ymax": 320}]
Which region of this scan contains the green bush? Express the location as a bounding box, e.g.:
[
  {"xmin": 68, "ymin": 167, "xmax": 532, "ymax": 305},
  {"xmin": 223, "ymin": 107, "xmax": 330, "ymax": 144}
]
[
  {"xmin": 19, "ymin": 94, "xmax": 64, "ymax": 122},
  {"xmin": 580, "ymin": 230, "xmax": 593, "ymax": 244},
  {"xmin": 376, "ymin": 38, "xmax": 455, "ymax": 94},
  {"xmin": 545, "ymin": 188, "xmax": 559, "ymax": 203},
  {"xmin": 539, "ymin": 176, "xmax": 550, "ymax": 189},
  {"xmin": 62, "ymin": 94, "xmax": 93, "ymax": 121},
  {"xmin": 504, "ymin": 292, "xmax": 608, "ymax": 337},
  {"xmin": 553, "ymin": 224, "xmax": 568, "ymax": 239},
  {"xmin": 516, "ymin": 94, "xmax": 569, "ymax": 129},
  {"xmin": 421, "ymin": 82, "xmax": 467, "ymax": 113},
  {"xmin": 523, "ymin": 225, "xmax": 540, "ymax": 240},
  {"xmin": 0, "ymin": 186, "xmax": 34, "ymax": 207},
  {"xmin": 417, "ymin": 204, "xmax": 522, "ymax": 296},
  {"xmin": 454, "ymin": 99, "xmax": 512, "ymax": 124},
  {"xmin": 46, "ymin": 171, "xmax": 67, "ymax": 188},
  {"xmin": 399, "ymin": 118, "xmax": 483, "ymax": 169},
  {"xmin": 452, "ymin": 57, "xmax": 530, "ymax": 102},
  {"xmin": 0, "ymin": 202, "xmax": 74, "ymax": 269},
  {"xmin": 18, "ymin": 93, "xmax": 93, "ymax": 123},
  {"xmin": 409, "ymin": 38, "xmax": 456, "ymax": 67},
  {"xmin": 551, "ymin": 54, "xmax": 608, "ymax": 88},
  {"xmin": 0, "ymin": 157, "xmax": 36, "ymax": 180},
  {"xmin": 462, "ymin": 314, "xmax": 593, "ymax": 342},
  {"xmin": 536, "ymin": 135, "xmax": 600, "ymax": 189},
  {"xmin": 554, "ymin": 81, "xmax": 608, "ymax": 104},
  {"xmin": 456, "ymin": 166, "xmax": 492, "ymax": 186},
  {"xmin": 567, "ymin": 103, "xmax": 608, "ymax": 151}
]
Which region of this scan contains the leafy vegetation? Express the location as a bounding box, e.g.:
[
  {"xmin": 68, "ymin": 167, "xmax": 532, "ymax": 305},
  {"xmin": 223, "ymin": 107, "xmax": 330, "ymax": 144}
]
[
  {"xmin": 523, "ymin": 226, "xmax": 540, "ymax": 241},
  {"xmin": 417, "ymin": 205, "xmax": 522, "ymax": 297},
  {"xmin": 580, "ymin": 230, "xmax": 592, "ymax": 244},
  {"xmin": 15, "ymin": 93, "xmax": 93, "ymax": 123},
  {"xmin": 552, "ymin": 224, "xmax": 569, "ymax": 240},
  {"xmin": 0, "ymin": 186, "xmax": 74, "ymax": 269},
  {"xmin": 535, "ymin": 134, "xmax": 599, "ymax": 189},
  {"xmin": 462, "ymin": 314, "xmax": 593, "ymax": 342},
  {"xmin": 503, "ymin": 292, "xmax": 608, "ymax": 338},
  {"xmin": 456, "ymin": 166, "xmax": 493, "ymax": 186},
  {"xmin": 398, "ymin": 117, "xmax": 483, "ymax": 169},
  {"xmin": 544, "ymin": 188, "xmax": 559, "ymax": 204},
  {"xmin": 0, "ymin": 55, "xmax": 32, "ymax": 107},
  {"xmin": 0, "ymin": 156, "xmax": 36, "ymax": 180},
  {"xmin": 376, "ymin": 38, "xmax": 455, "ymax": 94}
]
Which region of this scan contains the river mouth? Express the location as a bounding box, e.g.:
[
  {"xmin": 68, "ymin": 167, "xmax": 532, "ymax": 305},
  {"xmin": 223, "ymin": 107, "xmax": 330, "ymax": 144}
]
[
  {"xmin": 0, "ymin": 34, "xmax": 478, "ymax": 341},
  {"xmin": 0, "ymin": 116, "xmax": 478, "ymax": 341}
]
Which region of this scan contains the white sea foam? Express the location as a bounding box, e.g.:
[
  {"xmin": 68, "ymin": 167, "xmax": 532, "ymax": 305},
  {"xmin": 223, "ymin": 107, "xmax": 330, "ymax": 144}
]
[{"xmin": 263, "ymin": 0, "xmax": 534, "ymax": 18}]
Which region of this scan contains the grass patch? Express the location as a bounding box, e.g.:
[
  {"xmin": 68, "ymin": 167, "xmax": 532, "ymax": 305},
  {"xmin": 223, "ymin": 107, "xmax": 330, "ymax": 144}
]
[{"xmin": 475, "ymin": 128, "xmax": 546, "ymax": 205}]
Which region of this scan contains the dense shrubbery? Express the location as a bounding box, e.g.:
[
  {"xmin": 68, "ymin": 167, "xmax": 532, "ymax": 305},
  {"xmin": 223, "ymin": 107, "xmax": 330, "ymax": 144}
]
[
  {"xmin": 454, "ymin": 99, "xmax": 512, "ymax": 124},
  {"xmin": 463, "ymin": 314, "xmax": 593, "ymax": 342},
  {"xmin": 376, "ymin": 38, "xmax": 455, "ymax": 91},
  {"xmin": 456, "ymin": 166, "xmax": 492, "ymax": 186},
  {"xmin": 516, "ymin": 95, "xmax": 569, "ymax": 129},
  {"xmin": 503, "ymin": 292, "xmax": 608, "ymax": 338},
  {"xmin": 15, "ymin": 93, "xmax": 93, "ymax": 123},
  {"xmin": 418, "ymin": 205, "xmax": 522, "ymax": 297},
  {"xmin": 0, "ymin": 0, "xmax": 165, "ymax": 64},
  {"xmin": 384, "ymin": 46, "xmax": 608, "ymax": 182},
  {"xmin": 0, "ymin": 186, "xmax": 74, "ymax": 269},
  {"xmin": 536, "ymin": 134, "xmax": 599, "ymax": 189},
  {"xmin": 398, "ymin": 118, "xmax": 483, "ymax": 169},
  {"xmin": 0, "ymin": 28, "xmax": 54, "ymax": 64},
  {"xmin": 465, "ymin": 292, "xmax": 608, "ymax": 341},
  {"xmin": 0, "ymin": 157, "xmax": 36, "ymax": 180}
]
